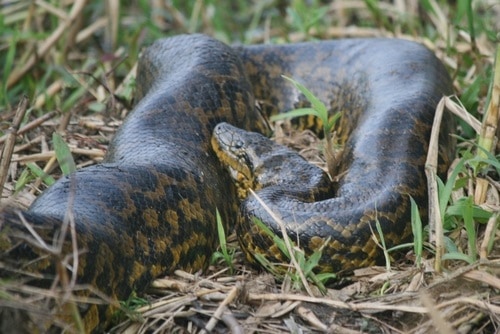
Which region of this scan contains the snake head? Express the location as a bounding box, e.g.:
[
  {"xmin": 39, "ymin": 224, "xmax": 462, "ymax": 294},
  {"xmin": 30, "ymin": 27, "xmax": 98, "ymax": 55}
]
[
  {"xmin": 212, "ymin": 122, "xmax": 269, "ymax": 199},
  {"xmin": 212, "ymin": 122, "xmax": 330, "ymax": 201}
]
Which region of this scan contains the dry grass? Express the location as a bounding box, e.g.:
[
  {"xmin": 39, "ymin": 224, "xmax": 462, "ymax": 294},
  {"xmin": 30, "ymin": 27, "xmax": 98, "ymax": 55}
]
[{"xmin": 0, "ymin": 0, "xmax": 499, "ymax": 333}]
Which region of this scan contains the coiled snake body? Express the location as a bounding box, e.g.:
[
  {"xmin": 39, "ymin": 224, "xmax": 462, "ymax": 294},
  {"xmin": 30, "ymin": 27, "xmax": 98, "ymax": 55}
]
[{"xmin": 0, "ymin": 34, "xmax": 454, "ymax": 331}]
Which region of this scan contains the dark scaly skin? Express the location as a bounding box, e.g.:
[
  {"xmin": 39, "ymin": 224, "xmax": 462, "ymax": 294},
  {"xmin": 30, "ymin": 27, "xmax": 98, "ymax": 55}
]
[
  {"xmin": 219, "ymin": 40, "xmax": 454, "ymax": 274},
  {"xmin": 0, "ymin": 34, "xmax": 265, "ymax": 332},
  {"xmin": 0, "ymin": 35, "xmax": 454, "ymax": 331}
]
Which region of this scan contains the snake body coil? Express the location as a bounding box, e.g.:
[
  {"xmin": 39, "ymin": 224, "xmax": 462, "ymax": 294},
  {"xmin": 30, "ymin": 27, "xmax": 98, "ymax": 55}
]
[
  {"xmin": 215, "ymin": 40, "xmax": 455, "ymax": 273},
  {"xmin": 0, "ymin": 34, "xmax": 453, "ymax": 331}
]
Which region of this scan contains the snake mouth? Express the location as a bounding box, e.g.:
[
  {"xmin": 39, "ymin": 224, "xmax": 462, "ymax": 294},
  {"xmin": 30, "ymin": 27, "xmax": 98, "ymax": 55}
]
[
  {"xmin": 226, "ymin": 165, "xmax": 255, "ymax": 199},
  {"xmin": 214, "ymin": 147, "xmax": 255, "ymax": 200},
  {"xmin": 212, "ymin": 122, "xmax": 257, "ymax": 199},
  {"xmin": 216, "ymin": 146, "xmax": 253, "ymax": 183},
  {"xmin": 227, "ymin": 165, "xmax": 245, "ymax": 182}
]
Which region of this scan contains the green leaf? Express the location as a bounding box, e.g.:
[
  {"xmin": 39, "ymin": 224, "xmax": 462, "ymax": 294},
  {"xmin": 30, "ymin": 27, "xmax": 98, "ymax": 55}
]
[
  {"xmin": 444, "ymin": 236, "xmax": 460, "ymax": 253},
  {"xmin": 14, "ymin": 168, "xmax": 35, "ymax": 192},
  {"xmin": 439, "ymin": 158, "xmax": 466, "ymax": 217},
  {"xmin": 326, "ymin": 112, "xmax": 342, "ymax": 130},
  {"xmin": 387, "ymin": 242, "xmax": 416, "ymax": 252},
  {"xmin": 26, "ymin": 163, "xmax": 56, "ymax": 186},
  {"xmin": 253, "ymin": 218, "xmax": 290, "ymax": 258},
  {"xmin": 281, "ymin": 75, "xmax": 328, "ymax": 121},
  {"xmin": 442, "ymin": 252, "xmax": 474, "ymax": 264},
  {"xmin": 446, "ymin": 197, "xmax": 492, "ymax": 221},
  {"xmin": 253, "ymin": 253, "xmax": 281, "ymax": 277},
  {"xmin": 270, "ymin": 108, "xmax": 319, "ymax": 122},
  {"xmin": 53, "ymin": 132, "xmax": 76, "ymax": 176},
  {"xmin": 216, "ymin": 209, "xmax": 227, "ymax": 256},
  {"xmin": 315, "ymin": 272, "xmax": 336, "ymax": 282},
  {"xmin": 2, "ymin": 31, "xmax": 16, "ymax": 107},
  {"xmin": 461, "ymin": 196, "xmax": 477, "ymax": 261},
  {"xmin": 307, "ymin": 250, "xmax": 322, "ymax": 270},
  {"xmin": 301, "ymin": 253, "xmax": 317, "ymax": 275},
  {"xmin": 410, "ymin": 197, "xmax": 423, "ymax": 266},
  {"xmin": 211, "ymin": 209, "xmax": 235, "ymax": 273}
]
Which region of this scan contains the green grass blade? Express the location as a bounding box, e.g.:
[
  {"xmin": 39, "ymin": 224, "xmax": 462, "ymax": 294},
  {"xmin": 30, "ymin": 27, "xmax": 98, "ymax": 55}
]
[
  {"xmin": 270, "ymin": 108, "xmax": 319, "ymax": 122},
  {"xmin": 464, "ymin": 0, "xmax": 476, "ymax": 43},
  {"xmin": 2, "ymin": 31, "xmax": 16, "ymax": 107},
  {"xmin": 26, "ymin": 163, "xmax": 56, "ymax": 186},
  {"xmin": 410, "ymin": 197, "xmax": 423, "ymax": 267},
  {"xmin": 442, "ymin": 252, "xmax": 474, "ymax": 264},
  {"xmin": 462, "ymin": 196, "xmax": 477, "ymax": 261},
  {"xmin": 374, "ymin": 215, "xmax": 391, "ymax": 271},
  {"xmin": 216, "ymin": 209, "xmax": 228, "ymax": 257},
  {"xmin": 446, "ymin": 200, "xmax": 492, "ymax": 221},
  {"xmin": 281, "ymin": 75, "xmax": 328, "ymax": 120},
  {"xmin": 53, "ymin": 133, "xmax": 76, "ymax": 176},
  {"xmin": 439, "ymin": 158, "xmax": 466, "ymax": 216},
  {"xmin": 327, "ymin": 111, "xmax": 342, "ymax": 129},
  {"xmin": 253, "ymin": 218, "xmax": 290, "ymax": 258}
]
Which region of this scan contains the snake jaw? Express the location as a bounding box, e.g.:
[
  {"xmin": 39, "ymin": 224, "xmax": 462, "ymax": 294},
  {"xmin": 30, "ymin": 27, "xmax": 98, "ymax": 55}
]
[
  {"xmin": 221, "ymin": 156, "xmax": 256, "ymax": 200},
  {"xmin": 229, "ymin": 167, "xmax": 255, "ymax": 199},
  {"xmin": 212, "ymin": 122, "xmax": 256, "ymax": 198}
]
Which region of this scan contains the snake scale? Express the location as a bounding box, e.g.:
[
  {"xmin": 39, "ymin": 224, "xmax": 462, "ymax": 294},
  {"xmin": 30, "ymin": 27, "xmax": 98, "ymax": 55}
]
[{"xmin": 0, "ymin": 34, "xmax": 454, "ymax": 332}]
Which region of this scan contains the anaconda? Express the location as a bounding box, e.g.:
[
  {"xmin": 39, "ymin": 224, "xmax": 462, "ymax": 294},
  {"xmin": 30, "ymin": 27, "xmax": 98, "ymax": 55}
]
[{"xmin": 0, "ymin": 34, "xmax": 454, "ymax": 332}]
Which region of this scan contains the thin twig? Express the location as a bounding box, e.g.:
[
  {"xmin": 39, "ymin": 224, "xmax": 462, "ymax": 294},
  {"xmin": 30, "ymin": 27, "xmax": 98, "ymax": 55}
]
[
  {"xmin": 11, "ymin": 148, "xmax": 105, "ymax": 163},
  {"xmin": 425, "ymin": 96, "xmax": 446, "ymax": 272},
  {"xmin": 249, "ymin": 189, "xmax": 315, "ymax": 297},
  {"xmin": 296, "ymin": 306, "xmax": 328, "ymax": 331},
  {"xmin": 479, "ymin": 214, "xmax": 499, "ymax": 260},
  {"xmin": 0, "ymin": 111, "xmax": 58, "ymax": 145},
  {"xmin": 248, "ymin": 292, "xmax": 429, "ymax": 313},
  {"xmin": 444, "ymin": 96, "xmax": 481, "ymax": 133},
  {"xmin": 17, "ymin": 210, "xmax": 53, "ymax": 253},
  {"xmin": 221, "ymin": 312, "xmax": 244, "ymax": 334},
  {"xmin": 419, "ymin": 291, "xmax": 456, "ymax": 334},
  {"xmin": 200, "ymin": 285, "xmax": 239, "ymax": 334},
  {"xmin": 0, "ymin": 96, "xmax": 29, "ymax": 197}
]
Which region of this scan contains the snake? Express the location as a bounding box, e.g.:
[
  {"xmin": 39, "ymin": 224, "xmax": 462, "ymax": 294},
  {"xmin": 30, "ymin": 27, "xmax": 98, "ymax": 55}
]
[{"xmin": 0, "ymin": 34, "xmax": 454, "ymax": 332}]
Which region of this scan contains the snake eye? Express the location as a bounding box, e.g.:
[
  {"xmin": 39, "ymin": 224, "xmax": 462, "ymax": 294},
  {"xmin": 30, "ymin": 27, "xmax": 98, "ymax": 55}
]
[{"xmin": 233, "ymin": 140, "xmax": 244, "ymax": 150}]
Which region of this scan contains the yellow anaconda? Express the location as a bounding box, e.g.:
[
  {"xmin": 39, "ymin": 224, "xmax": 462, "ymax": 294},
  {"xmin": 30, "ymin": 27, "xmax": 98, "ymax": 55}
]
[{"xmin": 0, "ymin": 34, "xmax": 454, "ymax": 332}]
